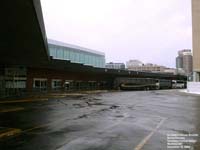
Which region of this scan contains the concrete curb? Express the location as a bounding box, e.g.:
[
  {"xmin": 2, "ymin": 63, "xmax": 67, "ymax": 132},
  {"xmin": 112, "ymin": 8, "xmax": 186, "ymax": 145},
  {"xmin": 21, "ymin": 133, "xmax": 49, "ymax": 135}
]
[{"xmin": 0, "ymin": 128, "xmax": 21, "ymax": 139}]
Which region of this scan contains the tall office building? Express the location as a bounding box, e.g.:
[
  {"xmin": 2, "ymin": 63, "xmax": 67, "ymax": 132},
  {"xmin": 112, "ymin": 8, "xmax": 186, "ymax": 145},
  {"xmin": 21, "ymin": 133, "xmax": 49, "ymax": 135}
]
[
  {"xmin": 183, "ymin": 52, "xmax": 193, "ymax": 75},
  {"xmin": 176, "ymin": 56, "xmax": 183, "ymax": 69},
  {"xmin": 176, "ymin": 49, "xmax": 193, "ymax": 75},
  {"xmin": 192, "ymin": 0, "xmax": 200, "ymax": 81}
]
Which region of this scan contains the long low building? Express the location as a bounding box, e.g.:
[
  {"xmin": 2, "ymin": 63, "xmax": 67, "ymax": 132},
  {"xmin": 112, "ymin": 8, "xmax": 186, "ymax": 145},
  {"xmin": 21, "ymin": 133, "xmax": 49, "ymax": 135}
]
[{"xmin": 0, "ymin": 0, "xmax": 187, "ymax": 98}]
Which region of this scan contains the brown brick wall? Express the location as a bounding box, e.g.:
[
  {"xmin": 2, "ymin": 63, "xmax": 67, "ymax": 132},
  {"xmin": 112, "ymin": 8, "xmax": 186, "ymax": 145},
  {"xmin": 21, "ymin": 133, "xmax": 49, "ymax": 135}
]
[{"xmin": 26, "ymin": 67, "xmax": 112, "ymax": 91}]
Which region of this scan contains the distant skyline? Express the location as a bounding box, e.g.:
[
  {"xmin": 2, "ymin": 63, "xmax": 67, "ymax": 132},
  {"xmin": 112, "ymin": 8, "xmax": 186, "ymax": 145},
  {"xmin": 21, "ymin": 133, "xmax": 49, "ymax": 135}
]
[{"xmin": 41, "ymin": 0, "xmax": 192, "ymax": 68}]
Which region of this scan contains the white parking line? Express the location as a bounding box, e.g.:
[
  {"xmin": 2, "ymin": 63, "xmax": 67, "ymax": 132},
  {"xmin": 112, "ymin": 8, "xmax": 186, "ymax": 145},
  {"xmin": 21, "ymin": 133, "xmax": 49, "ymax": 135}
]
[{"xmin": 134, "ymin": 118, "xmax": 166, "ymax": 150}]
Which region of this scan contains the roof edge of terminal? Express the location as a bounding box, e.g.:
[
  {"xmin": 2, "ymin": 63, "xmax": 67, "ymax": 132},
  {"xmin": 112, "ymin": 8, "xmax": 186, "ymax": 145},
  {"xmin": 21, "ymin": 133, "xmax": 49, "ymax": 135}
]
[
  {"xmin": 32, "ymin": 0, "xmax": 50, "ymax": 60},
  {"xmin": 48, "ymin": 39, "xmax": 105, "ymax": 56}
]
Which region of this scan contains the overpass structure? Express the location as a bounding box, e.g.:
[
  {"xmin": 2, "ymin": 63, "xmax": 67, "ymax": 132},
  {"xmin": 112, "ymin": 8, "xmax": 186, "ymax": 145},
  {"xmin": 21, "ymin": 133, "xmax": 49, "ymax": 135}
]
[{"xmin": 0, "ymin": 0, "xmax": 187, "ymax": 97}]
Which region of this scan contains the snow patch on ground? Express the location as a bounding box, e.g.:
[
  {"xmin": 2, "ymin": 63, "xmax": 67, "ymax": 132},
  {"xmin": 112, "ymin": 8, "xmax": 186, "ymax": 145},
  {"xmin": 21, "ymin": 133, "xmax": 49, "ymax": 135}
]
[{"xmin": 179, "ymin": 82, "xmax": 200, "ymax": 95}]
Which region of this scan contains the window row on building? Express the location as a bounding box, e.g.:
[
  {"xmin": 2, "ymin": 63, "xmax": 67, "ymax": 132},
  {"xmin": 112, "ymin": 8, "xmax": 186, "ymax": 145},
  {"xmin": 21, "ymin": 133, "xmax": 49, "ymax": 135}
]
[
  {"xmin": 33, "ymin": 78, "xmax": 108, "ymax": 92},
  {"xmin": 48, "ymin": 39, "xmax": 105, "ymax": 68}
]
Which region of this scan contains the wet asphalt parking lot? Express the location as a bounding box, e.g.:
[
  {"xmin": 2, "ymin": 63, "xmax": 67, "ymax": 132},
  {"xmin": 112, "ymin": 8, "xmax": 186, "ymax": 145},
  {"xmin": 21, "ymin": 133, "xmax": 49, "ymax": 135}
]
[{"xmin": 0, "ymin": 90, "xmax": 200, "ymax": 150}]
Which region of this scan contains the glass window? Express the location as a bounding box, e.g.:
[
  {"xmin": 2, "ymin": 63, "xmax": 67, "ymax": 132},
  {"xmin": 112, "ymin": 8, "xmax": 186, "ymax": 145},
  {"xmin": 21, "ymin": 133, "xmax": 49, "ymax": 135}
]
[
  {"xmin": 69, "ymin": 50, "xmax": 72, "ymax": 60},
  {"xmin": 86, "ymin": 54, "xmax": 89, "ymax": 65},
  {"xmin": 56, "ymin": 48, "xmax": 64, "ymax": 59},
  {"xmin": 83, "ymin": 54, "xmax": 86, "ymax": 64},
  {"xmin": 50, "ymin": 48, "xmax": 56, "ymax": 58},
  {"xmin": 79, "ymin": 53, "xmax": 83, "ymax": 63},
  {"xmin": 91, "ymin": 55, "xmax": 94, "ymax": 65},
  {"xmin": 75, "ymin": 52, "xmax": 79, "ymax": 62},
  {"xmin": 41, "ymin": 81, "xmax": 47, "ymax": 88},
  {"xmin": 49, "ymin": 45, "xmax": 57, "ymax": 58},
  {"xmin": 84, "ymin": 54, "xmax": 87, "ymax": 64},
  {"xmin": 33, "ymin": 78, "xmax": 47, "ymax": 91},
  {"xmin": 71, "ymin": 51, "xmax": 76, "ymax": 62},
  {"xmin": 48, "ymin": 44, "xmax": 105, "ymax": 68},
  {"xmin": 35, "ymin": 80, "xmax": 40, "ymax": 88},
  {"xmin": 64, "ymin": 49, "xmax": 69, "ymax": 60},
  {"xmin": 69, "ymin": 50, "xmax": 73, "ymax": 62},
  {"xmin": 88, "ymin": 55, "xmax": 92, "ymax": 65},
  {"xmin": 90, "ymin": 55, "xmax": 92, "ymax": 65},
  {"xmin": 78, "ymin": 53, "xmax": 81, "ymax": 63},
  {"xmin": 73, "ymin": 52, "xmax": 77, "ymax": 62},
  {"xmin": 52, "ymin": 79, "xmax": 62, "ymax": 90},
  {"xmin": 82, "ymin": 53, "xmax": 85, "ymax": 64},
  {"xmin": 97, "ymin": 59, "xmax": 100, "ymax": 67},
  {"xmin": 99, "ymin": 59, "xmax": 102, "ymax": 68},
  {"xmin": 95, "ymin": 56, "xmax": 98, "ymax": 67}
]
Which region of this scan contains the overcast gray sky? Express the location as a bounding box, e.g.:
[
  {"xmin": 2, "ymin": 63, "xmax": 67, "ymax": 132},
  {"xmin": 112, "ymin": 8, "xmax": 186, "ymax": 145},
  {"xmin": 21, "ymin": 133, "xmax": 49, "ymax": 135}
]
[{"xmin": 41, "ymin": 0, "xmax": 192, "ymax": 68}]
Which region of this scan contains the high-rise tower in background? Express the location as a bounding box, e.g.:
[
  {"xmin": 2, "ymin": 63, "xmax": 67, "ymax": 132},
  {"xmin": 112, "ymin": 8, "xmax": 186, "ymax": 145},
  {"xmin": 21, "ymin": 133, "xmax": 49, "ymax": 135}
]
[
  {"xmin": 176, "ymin": 49, "xmax": 193, "ymax": 76},
  {"xmin": 192, "ymin": 0, "xmax": 200, "ymax": 81}
]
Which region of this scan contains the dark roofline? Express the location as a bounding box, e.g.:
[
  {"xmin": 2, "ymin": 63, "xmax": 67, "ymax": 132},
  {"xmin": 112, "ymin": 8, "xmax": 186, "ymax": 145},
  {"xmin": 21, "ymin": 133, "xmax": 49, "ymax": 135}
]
[
  {"xmin": 32, "ymin": 0, "xmax": 50, "ymax": 59},
  {"xmin": 30, "ymin": 57, "xmax": 187, "ymax": 81}
]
